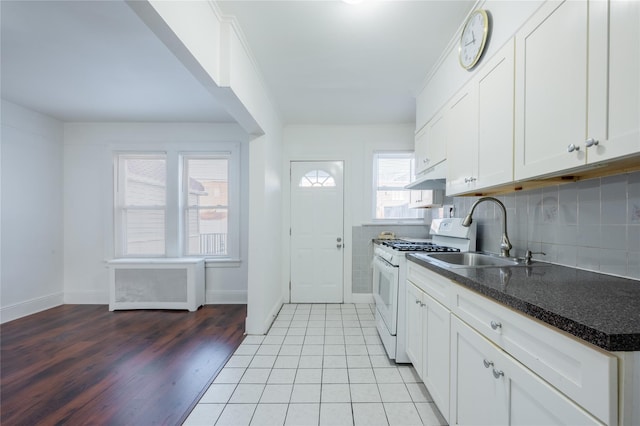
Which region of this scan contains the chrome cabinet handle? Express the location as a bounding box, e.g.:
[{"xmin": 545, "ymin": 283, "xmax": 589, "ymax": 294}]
[
  {"xmin": 464, "ymin": 177, "xmax": 477, "ymax": 183},
  {"xmin": 415, "ymin": 299, "xmax": 421, "ymax": 304},
  {"xmin": 337, "ymin": 237, "xmax": 342, "ymax": 242},
  {"xmin": 585, "ymin": 138, "xmax": 599, "ymax": 148},
  {"xmin": 493, "ymin": 368, "xmax": 504, "ymax": 379},
  {"xmin": 337, "ymin": 244, "xmax": 343, "ymax": 248},
  {"xmin": 490, "ymin": 321, "xmax": 502, "ymax": 330},
  {"xmin": 567, "ymin": 143, "xmax": 580, "ymax": 153},
  {"xmin": 483, "ymin": 359, "xmax": 494, "ymax": 368},
  {"xmin": 420, "ymin": 302, "xmax": 426, "ymax": 307}
]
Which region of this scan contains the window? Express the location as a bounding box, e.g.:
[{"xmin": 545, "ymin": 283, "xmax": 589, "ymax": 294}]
[
  {"xmin": 114, "ymin": 148, "xmax": 239, "ymax": 259},
  {"xmin": 184, "ymin": 155, "xmax": 230, "ymax": 256},
  {"xmin": 373, "ymin": 152, "xmax": 422, "ymax": 220},
  {"xmin": 115, "ymin": 154, "xmax": 167, "ymax": 256},
  {"xmin": 299, "ymin": 169, "xmax": 336, "ymax": 188}
]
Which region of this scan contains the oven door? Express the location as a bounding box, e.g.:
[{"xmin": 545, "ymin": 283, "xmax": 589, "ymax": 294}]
[{"xmin": 372, "ymin": 254, "xmax": 399, "ymax": 335}]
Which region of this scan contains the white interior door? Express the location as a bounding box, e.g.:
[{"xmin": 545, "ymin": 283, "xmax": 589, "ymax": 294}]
[{"xmin": 290, "ymin": 161, "xmax": 344, "ymax": 303}]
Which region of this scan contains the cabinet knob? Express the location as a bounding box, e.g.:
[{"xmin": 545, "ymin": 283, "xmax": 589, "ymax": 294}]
[
  {"xmin": 492, "ymin": 368, "xmax": 505, "ymax": 379},
  {"xmin": 415, "ymin": 299, "xmax": 421, "ymax": 304},
  {"xmin": 420, "ymin": 302, "xmax": 426, "ymax": 307},
  {"xmin": 483, "ymin": 359, "xmax": 494, "ymax": 369},
  {"xmin": 464, "ymin": 177, "xmax": 477, "ymax": 183},
  {"xmin": 585, "ymin": 138, "xmax": 599, "ymax": 148},
  {"xmin": 567, "ymin": 143, "xmax": 580, "ymax": 153},
  {"xmin": 423, "ymin": 158, "xmax": 430, "ymax": 164},
  {"xmin": 490, "ymin": 321, "xmax": 502, "ymax": 330}
]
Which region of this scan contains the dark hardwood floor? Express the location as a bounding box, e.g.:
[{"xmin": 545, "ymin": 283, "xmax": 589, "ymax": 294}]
[{"xmin": 0, "ymin": 304, "xmax": 246, "ymax": 425}]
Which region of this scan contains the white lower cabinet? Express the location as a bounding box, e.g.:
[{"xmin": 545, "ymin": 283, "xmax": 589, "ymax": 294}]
[
  {"xmin": 406, "ymin": 280, "xmax": 451, "ymax": 422},
  {"xmin": 450, "ymin": 316, "xmax": 601, "ymax": 425},
  {"xmin": 405, "ymin": 263, "xmax": 618, "ymax": 425}
]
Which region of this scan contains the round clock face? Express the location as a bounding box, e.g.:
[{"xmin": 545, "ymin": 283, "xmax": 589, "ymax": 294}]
[{"xmin": 459, "ymin": 9, "xmax": 489, "ymax": 70}]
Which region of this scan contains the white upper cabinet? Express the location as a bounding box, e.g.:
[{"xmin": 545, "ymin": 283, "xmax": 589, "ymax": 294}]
[
  {"xmin": 415, "ymin": 112, "xmax": 447, "ymax": 176},
  {"xmin": 445, "ymin": 85, "xmax": 477, "ymax": 195},
  {"xmin": 588, "ymin": 0, "xmax": 640, "ymax": 163},
  {"xmin": 515, "ymin": 0, "xmax": 640, "ymax": 180},
  {"xmin": 447, "ymin": 39, "xmax": 515, "ymax": 196},
  {"xmin": 514, "ymin": 0, "xmax": 589, "ymax": 180}
]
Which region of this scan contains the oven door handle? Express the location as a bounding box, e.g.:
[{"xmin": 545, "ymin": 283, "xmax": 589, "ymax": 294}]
[{"xmin": 373, "ymin": 255, "xmax": 397, "ymax": 273}]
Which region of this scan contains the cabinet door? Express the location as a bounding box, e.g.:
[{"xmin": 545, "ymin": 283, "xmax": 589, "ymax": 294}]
[
  {"xmin": 424, "ymin": 294, "xmax": 450, "ymax": 423},
  {"xmin": 476, "ymin": 39, "xmax": 515, "ymax": 190},
  {"xmin": 450, "ymin": 316, "xmax": 508, "ymax": 425},
  {"xmin": 505, "ymin": 351, "xmax": 601, "ymax": 426},
  {"xmin": 588, "ymin": 0, "xmax": 640, "ymax": 163},
  {"xmin": 426, "ymin": 113, "xmax": 447, "ymax": 171},
  {"xmin": 414, "ymin": 125, "xmax": 430, "ymax": 175},
  {"xmin": 451, "ymin": 316, "xmax": 601, "ymax": 426},
  {"xmin": 514, "ymin": 0, "xmax": 589, "ymax": 180},
  {"xmin": 446, "ymin": 87, "xmax": 478, "ymax": 196},
  {"xmin": 405, "ymin": 281, "xmax": 424, "ymax": 378}
]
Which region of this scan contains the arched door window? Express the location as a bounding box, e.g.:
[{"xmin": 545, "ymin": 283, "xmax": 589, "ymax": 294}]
[{"xmin": 298, "ymin": 169, "xmax": 336, "ymax": 188}]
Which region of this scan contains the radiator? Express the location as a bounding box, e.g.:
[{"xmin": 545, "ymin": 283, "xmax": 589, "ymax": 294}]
[{"xmin": 107, "ymin": 258, "xmax": 205, "ymax": 311}]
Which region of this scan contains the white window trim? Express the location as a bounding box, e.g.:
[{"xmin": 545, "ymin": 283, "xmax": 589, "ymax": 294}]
[
  {"xmin": 114, "ymin": 152, "xmax": 168, "ymax": 258},
  {"xmin": 181, "ymin": 152, "xmax": 240, "ymax": 260},
  {"xmin": 112, "ymin": 145, "xmax": 241, "ymax": 261},
  {"xmin": 372, "ymin": 151, "xmax": 424, "ymax": 223}
]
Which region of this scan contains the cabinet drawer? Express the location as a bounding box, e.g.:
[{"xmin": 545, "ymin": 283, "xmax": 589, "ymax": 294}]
[
  {"xmin": 452, "ymin": 284, "xmax": 617, "ymax": 425},
  {"xmin": 407, "ymin": 263, "xmax": 452, "ymax": 308}
]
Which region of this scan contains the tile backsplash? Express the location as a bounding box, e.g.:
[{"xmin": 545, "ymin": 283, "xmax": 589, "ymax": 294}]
[
  {"xmin": 453, "ymin": 171, "xmax": 640, "ymax": 281},
  {"xmin": 351, "ymin": 171, "xmax": 639, "ymax": 296}
]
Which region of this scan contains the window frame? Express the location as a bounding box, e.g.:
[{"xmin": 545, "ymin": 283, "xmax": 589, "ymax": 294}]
[
  {"xmin": 372, "ymin": 151, "xmax": 423, "ymax": 222},
  {"xmin": 114, "ymin": 152, "xmax": 168, "ymax": 257},
  {"xmin": 181, "ymin": 152, "xmax": 239, "ymax": 259},
  {"xmin": 113, "ymin": 147, "xmax": 240, "ymax": 261}
]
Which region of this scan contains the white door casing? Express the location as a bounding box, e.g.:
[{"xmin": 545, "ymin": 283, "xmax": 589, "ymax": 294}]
[{"xmin": 290, "ymin": 161, "xmax": 344, "ymax": 303}]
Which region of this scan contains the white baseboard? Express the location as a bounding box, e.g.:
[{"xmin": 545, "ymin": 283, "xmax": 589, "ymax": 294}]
[
  {"xmin": 245, "ymin": 295, "xmax": 283, "ymax": 335},
  {"xmin": 0, "ymin": 292, "xmax": 64, "ymax": 324},
  {"xmin": 206, "ymin": 290, "xmax": 247, "ymax": 304},
  {"xmin": 350, "ymin": 293, "xmax": 374, "ymax": 304}
]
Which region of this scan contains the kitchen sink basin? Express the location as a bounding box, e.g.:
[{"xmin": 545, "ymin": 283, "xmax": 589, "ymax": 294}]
[{"xmin": 420, "ymin": 252, "xmax": 530, "ymax": 268}]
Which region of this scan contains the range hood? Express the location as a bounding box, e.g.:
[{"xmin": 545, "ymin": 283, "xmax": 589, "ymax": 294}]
[{"xmin": 406, "ymin": 161, "xmax": 446, "ymax": 190}]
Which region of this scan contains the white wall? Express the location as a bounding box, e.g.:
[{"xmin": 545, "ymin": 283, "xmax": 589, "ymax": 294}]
[
  {"xmin": 1, "ymin": 100, "xmax": 65, "ymax": 322},
  {"xmin": 282, "ymin": 124, "xmax": 416, "ymax": 302},
  {"xmin": 63, "ymin": 122, "xmax": 250, "ymax": 304},
  {"xmin": 131, "ymin": 0, "xmax": 286, "ymax": 335}
]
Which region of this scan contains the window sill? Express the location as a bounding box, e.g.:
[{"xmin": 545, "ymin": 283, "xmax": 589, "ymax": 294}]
[
  {"xmin": 361, "ymin": 221, "xmax": 426, "ymax": 226},
  {"xmin": 205, "ymin": 258, "xmax": 242, "ymax": 268}
]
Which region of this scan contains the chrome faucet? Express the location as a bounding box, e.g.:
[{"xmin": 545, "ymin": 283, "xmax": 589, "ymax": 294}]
[{"xmin": 461, "ymin": 196, "xmax": 513, "ymax": 257}]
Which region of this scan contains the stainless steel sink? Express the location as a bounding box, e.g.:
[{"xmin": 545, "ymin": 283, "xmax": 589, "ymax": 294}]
[{"xmin": 420, "ymin": 252, "xmax": 529, "ymax": 268}]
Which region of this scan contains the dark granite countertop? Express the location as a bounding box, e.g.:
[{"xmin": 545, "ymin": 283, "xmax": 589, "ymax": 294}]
[{"xmin": 407, "ymin": 253, "xmax": 640, "ymax": 352}]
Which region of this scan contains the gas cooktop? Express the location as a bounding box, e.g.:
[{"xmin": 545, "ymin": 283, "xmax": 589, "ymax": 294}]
[{"xmin": 379, "ymin": 239, "xmax": 460, "ymax": 253}]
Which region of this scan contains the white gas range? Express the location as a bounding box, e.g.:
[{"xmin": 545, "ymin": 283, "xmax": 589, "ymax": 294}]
[{"xmin": 373, "ymin": 218, "xmax": 476, "ymax": 363}]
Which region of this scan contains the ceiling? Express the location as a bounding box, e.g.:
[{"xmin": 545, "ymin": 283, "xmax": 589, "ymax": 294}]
[
  {"xmin": 1, "ymin": 0, "xmax": 474, "ymax": 125},
  {"xmin": 0, "ymin": 0, "xmax": 234, "ymax": 122}
]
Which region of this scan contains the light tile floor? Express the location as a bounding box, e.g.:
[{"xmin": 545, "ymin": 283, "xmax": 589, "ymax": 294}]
[{"xmin": 184, "ymin": 303, "xmax": 447, "ymax": 426}]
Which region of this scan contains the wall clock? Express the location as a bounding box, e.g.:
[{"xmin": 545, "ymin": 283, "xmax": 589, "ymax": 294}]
[{"xmin": 459, "ymin": 9, "xmax": 490, "ymax": 70}]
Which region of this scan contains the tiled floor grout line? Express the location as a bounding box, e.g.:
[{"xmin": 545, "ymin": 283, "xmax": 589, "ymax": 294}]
[{"xmin": 184, "ymin": 303, "xmax": 445, "ymax": 425}]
